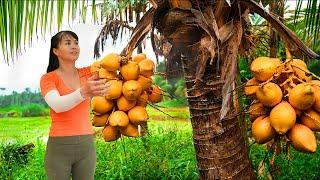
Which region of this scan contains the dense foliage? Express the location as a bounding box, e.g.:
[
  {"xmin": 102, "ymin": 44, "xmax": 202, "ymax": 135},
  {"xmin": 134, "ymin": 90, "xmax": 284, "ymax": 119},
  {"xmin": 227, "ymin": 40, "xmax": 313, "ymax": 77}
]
[{"xmin": 0, "ymin": 88, "xmax": 47, "ymax": 108}]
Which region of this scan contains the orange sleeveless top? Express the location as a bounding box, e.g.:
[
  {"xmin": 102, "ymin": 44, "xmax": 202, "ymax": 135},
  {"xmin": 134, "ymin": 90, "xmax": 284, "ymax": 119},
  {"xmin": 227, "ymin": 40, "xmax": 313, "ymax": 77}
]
[{"xmin": 40, "ymin": 67, "xmax": 93, "ymax": 137}]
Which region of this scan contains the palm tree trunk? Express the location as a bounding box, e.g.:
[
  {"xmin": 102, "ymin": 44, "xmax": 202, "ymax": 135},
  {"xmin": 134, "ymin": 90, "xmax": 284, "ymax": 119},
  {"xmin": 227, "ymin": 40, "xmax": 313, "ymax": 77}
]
[{"xmin": 179, "ymin": 47, "xmax": 255, "ymax": 179}]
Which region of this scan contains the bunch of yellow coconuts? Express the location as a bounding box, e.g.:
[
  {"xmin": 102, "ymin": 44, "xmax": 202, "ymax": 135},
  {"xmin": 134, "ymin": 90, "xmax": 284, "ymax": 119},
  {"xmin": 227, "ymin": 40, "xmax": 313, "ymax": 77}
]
[
  {"xmin": 245, "ymin": 57, "xmax": 320, "ymax": 153},
  {"xmin": 90, "ymin": 53, "xmax": 163, "ymax": 142}
]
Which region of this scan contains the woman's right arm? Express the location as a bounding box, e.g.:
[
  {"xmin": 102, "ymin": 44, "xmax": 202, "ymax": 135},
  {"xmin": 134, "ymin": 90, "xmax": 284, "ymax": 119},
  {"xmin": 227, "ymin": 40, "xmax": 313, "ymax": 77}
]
[
  {"xmin": 41, "ymin": 74, "xmax": 108, "ymax": 113},
  {"xmin": 44, "ymin": 89, "xmax": 85, "ymax": 113}
]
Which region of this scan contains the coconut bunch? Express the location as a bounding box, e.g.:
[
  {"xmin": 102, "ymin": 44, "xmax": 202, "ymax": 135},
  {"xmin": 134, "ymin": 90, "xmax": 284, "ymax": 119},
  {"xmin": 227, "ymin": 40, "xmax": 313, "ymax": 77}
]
[
  {"xmin": 245, "ymin": 56, "xmax": 320, "ymax": 154},
  {"xmin": 90, "ymin": 53, "xmax": 164, "ymax": 142}
]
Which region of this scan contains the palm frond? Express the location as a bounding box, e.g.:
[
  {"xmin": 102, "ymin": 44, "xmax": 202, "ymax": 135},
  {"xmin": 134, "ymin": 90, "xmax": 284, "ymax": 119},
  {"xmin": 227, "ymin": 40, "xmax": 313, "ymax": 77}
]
[
  {"xmin": 240, "ymin": 0, "xmax": 319, "ymax": 59},
  {"xmin": 0, "ymin": 0, "xmax": 100, "ymax": 65},
  {"xmin": 94, "ymin": 19, "xmax": 134, "ymax": 58},
  {"xmin": 94, "ymin": 0, "xmax": 151, "ymax": 58},
  {"xmin": 121, "ymin": 7, "xmax": 156, "ymax": 57},
  {"xmin": 294, "ymin": 0, "xmax": 320, "ymax": 48}
]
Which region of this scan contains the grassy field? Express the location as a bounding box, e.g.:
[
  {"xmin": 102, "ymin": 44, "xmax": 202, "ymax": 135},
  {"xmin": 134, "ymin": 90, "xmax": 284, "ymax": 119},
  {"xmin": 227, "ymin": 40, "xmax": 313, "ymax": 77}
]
[
  {"xmin": 0, "ymin": 107, "xmax": 199, "ymax": 179},
  {"xmin": 0, "ymin": 116, "xmax": 50, "ymax": 143},
  {"xmin": 1, "ymin": 106, "xmax": 320, "ymax": 179}
]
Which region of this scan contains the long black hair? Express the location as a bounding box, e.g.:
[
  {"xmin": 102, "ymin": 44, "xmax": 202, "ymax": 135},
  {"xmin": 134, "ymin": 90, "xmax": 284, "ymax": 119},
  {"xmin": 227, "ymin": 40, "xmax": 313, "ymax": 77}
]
[{"xmin": 46, "ymin": 31, "xmax": 79, "ymax": 73}]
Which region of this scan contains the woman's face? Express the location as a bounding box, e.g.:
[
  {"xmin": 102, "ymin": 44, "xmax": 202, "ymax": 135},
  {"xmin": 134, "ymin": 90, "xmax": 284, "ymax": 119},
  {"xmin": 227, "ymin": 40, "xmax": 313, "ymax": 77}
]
[{"xmin": 53, "ymin": 35, "xmax": 80, "ymax": 62}]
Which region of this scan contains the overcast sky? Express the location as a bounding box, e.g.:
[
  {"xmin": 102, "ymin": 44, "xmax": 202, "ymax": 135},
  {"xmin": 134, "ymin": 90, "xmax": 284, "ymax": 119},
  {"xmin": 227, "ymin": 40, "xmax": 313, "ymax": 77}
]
[{"xmin": 0, "ymin": 1, "xmax": 310, "ymax": 95}]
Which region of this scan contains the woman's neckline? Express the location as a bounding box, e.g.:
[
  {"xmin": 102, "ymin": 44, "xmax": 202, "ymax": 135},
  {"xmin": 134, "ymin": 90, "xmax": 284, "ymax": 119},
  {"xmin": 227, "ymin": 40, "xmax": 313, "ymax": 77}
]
[{"xmin": 53, "ymin": 69, "xmax": 80, "ymax": 91}]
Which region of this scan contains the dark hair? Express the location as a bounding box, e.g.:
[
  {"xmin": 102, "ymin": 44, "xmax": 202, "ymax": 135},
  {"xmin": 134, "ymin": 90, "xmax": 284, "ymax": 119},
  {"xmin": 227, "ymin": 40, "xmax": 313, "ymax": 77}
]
[{"xmin": 46, "ymin": 31, "xmax": 79, "ymax": 73}]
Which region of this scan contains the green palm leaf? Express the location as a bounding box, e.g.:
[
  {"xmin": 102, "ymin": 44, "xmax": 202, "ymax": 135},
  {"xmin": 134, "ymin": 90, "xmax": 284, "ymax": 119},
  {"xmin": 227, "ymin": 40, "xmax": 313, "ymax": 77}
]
[
  {"xmin": 294, "ymin": 0, "xmax": 320, "ymax": 48},
  {"xmin": 0, "ymin": 0, "xmax": 99, "ymax": 65}
]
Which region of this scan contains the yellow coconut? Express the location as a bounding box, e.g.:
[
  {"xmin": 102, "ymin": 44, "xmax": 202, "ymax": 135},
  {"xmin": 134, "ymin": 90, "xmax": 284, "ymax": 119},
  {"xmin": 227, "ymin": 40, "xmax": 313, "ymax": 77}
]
[
  {"xmin": 128, "ymin": 106, "xmax": 148, "ymax": 125},
  {"xmin": 301, "ymin": 109, "xmax": 320, "ymax": 131},
  {"xmin": 252, "ymin": 116, "xmax": 276, "ymax": 144},
  {"xmin": 132, "ymin": 53, "xmax": 146, "ymax": 63},
  {"xmin": 256, "ymin": 82, "xmax": 282, "ymax": 107},
  {"xmin": 137, "ymin": 75, "xmax": 153, "ymax": 91},
  {"xmin": 139, "ymin": 59, "xmax": 155, "ymax": 77},
  {"xmin": 105, "ymin": 80, "xmax": 122, "ymax": 100},
  {"xmin": 289, "ymin": 59, "xmax": 312, "ymax": 82},
  {"xmin": 102, "ymin": 125, "xmax": 120, "ymax": 142},
  {"xmin": 108, "ymin": 111, "xmax": 129, "ymax": 127},
  {"xmin": 148, "ymin": 85, "xmax": 163, "ymax": 103},
  {"xmin": 91, "ymin": 96, "xmax": 114, "ymax": 114},
  {"xmin": 269, "ymin": 101, "xmax": 296, "ymax": 134},
  {"xmin": 101, "ymin": 53, "xmax": 121, "ymax": 71},
  {"xmin": 120, "ymin": 123, "xmax": 139, "ymax": 137},
  {"xmin": 252, "ymin": 115, "xmax": 266, "ymax": 123},
  {"xmin": 90, "ymin": 61, "xmax": 101, "ymax": 73},
  {"xmin": 311, "ymin": 80, "xmax": 320, "ymax": 89},
  {"xmin": 120, "ymin": 61, "xmax": 140, "ymax": 80},
  {"xmin": 248, "ymin": 102, "xmax": 268, "ymax": 121},
  {"xmin": 122, "ymin": 80, "xmax": 142, "ymax": 101},
  {"xmin": 117, "ymin": 96, "xmax": 136, "ymax": 111},
  {"xmin": 137, "ymin": 91, "xmax": 148, "ymax": 107},
  {"xmin": 288, "ymin": 83, "xmax": 315, "ymax": 110},
  {"xmin": 250, "ymin": 57, "xmax": 281, "ymax": 81},
  {"xmin": 311, "ymin": 80, "xmax": 320, "ymax": 112},
  {"xmin": 244, "ymin": 78, "xmax": 261, "ymax": 96},
  {"xmin": 92, "ymin": 114, "xmax": 109, "ymax": 127},
  {"xmin": 98, "ymin": 68, "xmax": 118, "ymax": 79},
  {"xmin": 288, "ymin": 124, "xmax": 317, "ymax": 153}
]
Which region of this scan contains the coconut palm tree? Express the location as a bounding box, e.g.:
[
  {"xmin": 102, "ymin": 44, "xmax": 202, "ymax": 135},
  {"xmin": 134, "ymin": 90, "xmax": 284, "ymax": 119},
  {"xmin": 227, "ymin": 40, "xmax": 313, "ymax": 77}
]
[
  {"xmin": 1, "ymin": 0, "xmax": 319, "ymax": 179},
  {"xmin": 117, "ymin": 1, "xmax": 319, "ymax": 178}
]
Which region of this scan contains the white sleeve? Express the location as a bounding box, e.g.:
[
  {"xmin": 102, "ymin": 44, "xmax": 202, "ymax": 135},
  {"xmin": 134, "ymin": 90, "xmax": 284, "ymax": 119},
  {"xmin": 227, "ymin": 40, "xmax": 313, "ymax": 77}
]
[{"xmin": 44, "ymin": 89, "xmax": 85, "ymax": 113}]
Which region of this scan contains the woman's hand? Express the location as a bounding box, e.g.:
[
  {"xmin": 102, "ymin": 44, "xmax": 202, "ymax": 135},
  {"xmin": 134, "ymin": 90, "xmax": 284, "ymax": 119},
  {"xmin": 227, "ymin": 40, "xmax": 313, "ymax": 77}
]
[{"xmin": 80, "ymin": 73, "xmax": 109, "ymax": 98}]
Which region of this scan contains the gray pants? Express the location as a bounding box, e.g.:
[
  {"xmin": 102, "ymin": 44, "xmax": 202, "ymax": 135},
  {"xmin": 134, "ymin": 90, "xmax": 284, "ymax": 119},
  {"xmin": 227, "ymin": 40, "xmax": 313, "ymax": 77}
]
[{"xmin": 45, "ymin": 134, "xmax": 97, "ymax": 180}]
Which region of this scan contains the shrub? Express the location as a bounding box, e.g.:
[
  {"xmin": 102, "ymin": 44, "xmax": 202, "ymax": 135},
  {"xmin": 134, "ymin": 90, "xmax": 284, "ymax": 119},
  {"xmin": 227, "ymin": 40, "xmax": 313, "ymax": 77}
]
[
  {"xmin": 21, "ymin": 104, "xmax": 48, "ymax": 117},
  {"xmin": 6, "ymin": 110, "xmax": 20, "ymax": 117}
]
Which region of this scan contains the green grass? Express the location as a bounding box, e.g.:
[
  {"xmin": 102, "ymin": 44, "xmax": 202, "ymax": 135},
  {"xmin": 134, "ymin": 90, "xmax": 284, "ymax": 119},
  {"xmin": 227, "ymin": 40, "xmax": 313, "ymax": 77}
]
[
  {"xmin": 250, "ymin": 142, "xmax": 320, "ymax": 180},
  {"xmin": 0, "ymin": 117, "xmax": 50, "ymax": 143},
  {"xmin": 156, "ymin": 99, "xmax": 188, "ymax": 107},
  {"xmin": 94, "ymin": 122, "xmax": 197, "ymax": 179},
  {"xmin": 147, "ymin": 106, "xmax": 190, "ymax": 120},
  {"xmin": 1, "ymin": 107, "xmax": 320, "ymax": 179},
  {"xmin": 0, "ymin": 107, "xmax": 197, "ymax": 179}
]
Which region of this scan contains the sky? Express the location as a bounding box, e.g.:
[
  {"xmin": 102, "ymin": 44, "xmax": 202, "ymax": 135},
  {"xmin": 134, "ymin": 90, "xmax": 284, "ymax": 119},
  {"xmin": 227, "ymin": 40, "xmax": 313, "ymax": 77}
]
[{"xmin": 0, "ymin": 1, "xmax": 310, "ymax": 95}]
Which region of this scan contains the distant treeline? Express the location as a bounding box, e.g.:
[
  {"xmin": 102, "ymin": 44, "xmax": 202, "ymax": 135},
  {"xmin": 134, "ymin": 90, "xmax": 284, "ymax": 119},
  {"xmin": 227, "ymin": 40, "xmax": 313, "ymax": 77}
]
[{"xmin": 0, "ymin": 88, "xmax": 47, "ymax": 108}]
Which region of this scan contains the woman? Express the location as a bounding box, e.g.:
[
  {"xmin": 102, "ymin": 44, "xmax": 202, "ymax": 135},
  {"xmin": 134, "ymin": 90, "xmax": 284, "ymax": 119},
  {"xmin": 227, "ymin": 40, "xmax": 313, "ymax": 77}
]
[{"xmin": 40, "ymin": 31, "xmax": 107, "ymax": 180}]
